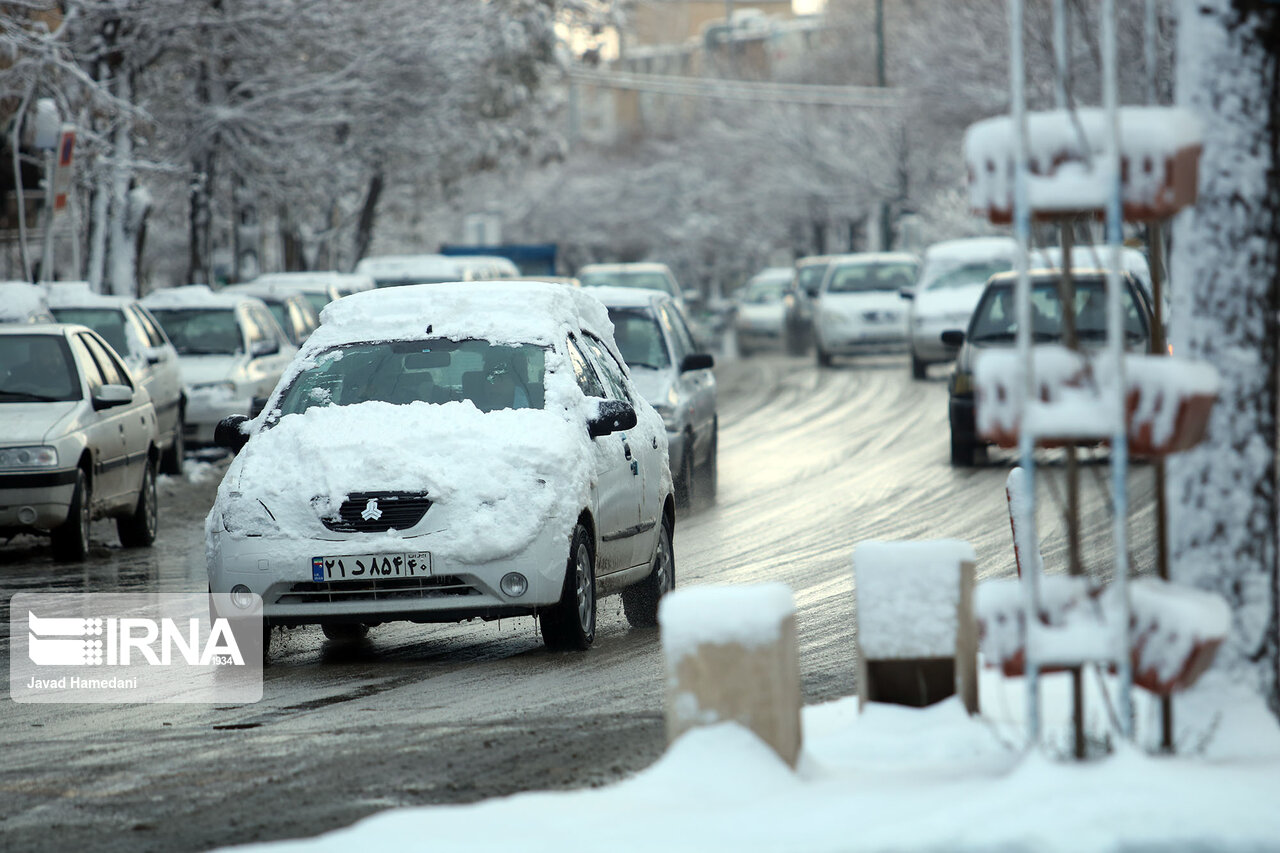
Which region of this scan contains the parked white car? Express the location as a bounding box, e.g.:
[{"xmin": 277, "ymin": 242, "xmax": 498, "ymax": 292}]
[
  {"xmin": 813, "ymin": 252, "xmax": 920, "ymax": 367},
  {"xmin": 902, "ymin": 237, "xmax": 1017, "ymax": 378},
  {"xmin": 221, "ymin": 284, "xmax": 321, "ymax": 347},
  {"xmin": 46, "ymin": 283, "xmax": 187, "ymax": 474},
  {"xmin": 593, "ymin": 287, "xmax": 717, "ymax": 508},
  {"xmin": 578, "ymin": 262, "xmax": 691, "ymax": 305},
  {"xmin": 733, "ymin": 267, "xmax": 792, "ymax": 356},
  {"xmin": 207, "ymin": 281, "xmax": 675, "ymax": 657},
  {"xmin": 0, "ymin": 324, "xmax": 160, "ymax": 560},
  {"xmin": 141, "ymin": 286, "xmax": 296, "ymax": 446}
]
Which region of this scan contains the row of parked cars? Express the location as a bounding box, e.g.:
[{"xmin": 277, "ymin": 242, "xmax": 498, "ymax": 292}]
[
  {"xmin": 2, "ymin": 265, "xmax": 719, "ymax": 663},
  {"xmin": 731, "ymin": 238, "xmax": 1156, "ymax": 466}
]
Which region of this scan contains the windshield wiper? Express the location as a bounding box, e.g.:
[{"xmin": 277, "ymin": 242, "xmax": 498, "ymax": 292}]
[{"xmin": 0, "ymin": 389, "xmax": 65, "ymax": 402}]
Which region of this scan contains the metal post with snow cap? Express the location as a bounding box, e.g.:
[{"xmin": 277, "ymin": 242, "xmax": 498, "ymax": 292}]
[{"xmin": 659, "ymin": 583, "xmax": 802, "ymax": 768}]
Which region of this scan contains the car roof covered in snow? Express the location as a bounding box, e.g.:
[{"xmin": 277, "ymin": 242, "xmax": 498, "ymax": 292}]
[
  {"xmin": 922, "ymin": 236, "xmax": 1018, "ymax": 261},
  {"xmin": 249, "ymin": 271, "xmax": 373, "ymax": 292},
  {"xmin": 313, "ymin": 280, "xmax": 616, "ymax": 351},
  {"xmin": 140, "ymin": 284, "xmax": 264, "ymax": 311},
  {"xmin": 44, "ymin": 281, "xmax": 132, "ymax": 309},
  {"xmin": 825, "ymin": 251, "xmax": 920, "ymax": 266},
  {"xmin": 585, "ymin": 285, "xmax": 673, "ymax": 310},
  {"xmin": 577, "ymin": 262, "xmax": 673, "ymax": 274}
]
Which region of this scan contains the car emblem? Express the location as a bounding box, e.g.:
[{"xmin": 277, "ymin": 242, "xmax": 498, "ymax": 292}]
[{"xmin": 360, "ymin": 499, "xmax": 382, "ymax": 521}]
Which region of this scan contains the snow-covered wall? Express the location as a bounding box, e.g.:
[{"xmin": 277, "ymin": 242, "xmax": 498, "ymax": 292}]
[{"xmin": 1169, "ymin": 0, "xmax": 1279, "ymax": 718}]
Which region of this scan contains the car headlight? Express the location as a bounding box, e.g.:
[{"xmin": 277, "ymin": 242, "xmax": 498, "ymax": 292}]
[
  {"xmin": 0, "ymin": 445, "xmax": 59, "ymax": 469},
  {"xmin": 652, "ymin": 404, "xmax": 680, "ymax": 431},
  {"xmin": 220, "ymin": 492, "xmax": 277, "ymax": 536}
]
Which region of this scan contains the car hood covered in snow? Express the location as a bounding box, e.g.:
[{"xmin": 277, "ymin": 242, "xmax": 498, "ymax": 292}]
[{"xmin": 213, "ymin": 400, "xmax": 595, "ymax": 565}]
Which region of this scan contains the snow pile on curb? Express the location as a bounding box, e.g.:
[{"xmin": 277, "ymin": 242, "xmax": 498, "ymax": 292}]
[
  {"xmin": 658, "ymin": 583, "xmax": 795, "ymax": 662},
  {"xmin": 853, "ymin": 540, "xmax": 976, "ymax": 658}
]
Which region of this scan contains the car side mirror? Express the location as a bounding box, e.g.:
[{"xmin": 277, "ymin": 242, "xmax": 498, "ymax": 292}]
[
  {"xmin": 145, "ymin": 347, "xmax": 165, "ymax": 365},
  {"xmin": 681, "ymin": 353, "xmax": 714, "ymax": 372},
  {"xmin": 215, "ymin": 414, "xmax": 252, "ymax": 453},
  {"xmin": 899, "ymin": 288, "xmax": 915, "ymax": 301},
  {"xmin": 940, "ymin": 330, "xmax": 966, "ymax": 348},
  {"xmin": 92, "ymin": 384, "xmax": 133, "ymax": 411},
  {"xmin": 250, "ymin": 340, "xmax": 279, "ymax": 358},
  {"xmin": 587, "ymin": 399, "xmax": 637, "ymax": 438}
]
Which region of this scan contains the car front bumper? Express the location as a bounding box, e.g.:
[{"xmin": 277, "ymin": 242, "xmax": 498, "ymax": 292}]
[
  {"xmin": 208, "ymin": 521, "xmax": 571, "ymax": 626},
  {"xmin": 0, "ymin": 468, "xmax": 79, "ymax": 532}
]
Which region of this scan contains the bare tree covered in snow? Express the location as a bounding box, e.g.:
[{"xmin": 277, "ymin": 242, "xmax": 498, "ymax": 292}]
[{"xmin": 1169, "ymin": 0, "xmax": 1279, "ymax": 717}]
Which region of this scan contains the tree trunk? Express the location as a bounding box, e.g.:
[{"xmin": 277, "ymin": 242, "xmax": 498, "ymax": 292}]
[
  {"xmin": 350, "ymin": 170, "xmax": 383, "ymax": 270},
  {"xmin": 106, "ymin": 70, "xmax": 137, "ymax": 297},
  {"xmin": 1169, "ymin": 0, "xmax": 1280, "ymax": 718}
]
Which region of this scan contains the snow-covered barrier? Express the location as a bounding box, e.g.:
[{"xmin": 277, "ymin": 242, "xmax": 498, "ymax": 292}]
[
  {"xmin": 975, "ymin": 346, "xmax": 1219, "ymax": 456},
  {"xmin": 975, "ymin": 576, "xmax": 1230, "ymax": 695},
  {"xmin": 660, "ymin": 584, "xmax": 802, "ymax": 768},
  {"xmin": 964, "ymin": 107, "xmax": 1201, "ymax": 223},
  {"xmin": 853, "ymin": 541, "xmax": 979, "ymax": 714}
]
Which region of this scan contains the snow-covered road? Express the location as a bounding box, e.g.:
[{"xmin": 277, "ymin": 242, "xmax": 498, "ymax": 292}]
[{"xmin": 0, "ymin": 351, "xmax": 1156, "ymax": 852}]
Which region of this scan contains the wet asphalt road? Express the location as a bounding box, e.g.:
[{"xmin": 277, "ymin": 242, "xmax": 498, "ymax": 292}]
[{"xmin": 0, "ymin": 351, "xmax": 1156, "ymax": 852}]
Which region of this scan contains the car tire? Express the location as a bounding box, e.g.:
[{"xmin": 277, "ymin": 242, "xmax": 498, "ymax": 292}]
[
  {"xmin": 816, "ymin": 346, "xmax": 833, "ymax": 368},
  {"xmin": 695, "ymin": 421, "xmax": 718, "ymax": 504},
  {"xmin": 622, "ymin": 513, "xmax": 675, "ymax": 628},
  {"xmin": 541, "ymin": 523, "xmax": 596, "ymax": 651},
  {"xmin": 52, "ymin": 468, "xmax": 91, "ymax": 562},
  {"xmin": 674, "ymin": 441, "xmax": 695, "ymax": 509},
  {"xmin": 160, "ymin": 410, "xmax": 185, "ymax": 475},
  {"xmin": 322, "ymin": 624, "xmax": 369, "ymax": 642},
  {"xmin": 911, "ymin": 350, "xmax": 928, "ymax": 380},
  {"xmin": 950, "ymin": 430, "xmax": 976, "ymax": 467},
  {"xmin": 117, "ymin": 458, "xmax": 159, "ymax": 547}
]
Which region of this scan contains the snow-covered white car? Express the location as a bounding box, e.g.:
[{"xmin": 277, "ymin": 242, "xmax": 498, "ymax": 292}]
[
  {"xmin": 813, "ymin": 252, "xmax": 920, "ymax": 367},
  {"xmin": 46, "ymin": 283, "xmax": 187, "ymax": 474},
  {"xmin": 141, "ymin": 285, "xmax": 296, "ymax": 446},
  {"xmin": 220, "ymin": 284, "xmax": 321, "ymax": 347},
  {"xmin": 0, "ymin": 324, "xmax": 160, "ymax": 560},
  {"xmin": 902, "ymin": 237, "xmax": 1017, "ymax": 379},
  {"xmin": 206, "ymin": 281, "xmax": 676, "ymax": 656},
  {"xmin": 733, "ymin": 267, "xmax": 791, "ymax": 356},
  {"xmin": 592, "ymin": 287, "xmax": 717, "ymax": 508},
  {"xmin": 241, "ymin": 270, "xmax": 374, "ymax": 313}
]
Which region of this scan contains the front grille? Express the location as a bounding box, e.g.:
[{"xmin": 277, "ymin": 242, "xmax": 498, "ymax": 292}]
[
  {"xmin": 319, "ymin": 491, "xmax": 431, "ymax": 533},
  {"xmin": 275, "ymin": 576, "xmax": 477, "ymax": 604}
]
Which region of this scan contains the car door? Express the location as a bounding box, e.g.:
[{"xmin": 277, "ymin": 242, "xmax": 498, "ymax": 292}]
[
  {"xmin": 80, "ymin": 332, "xmax": 153, "ymax": 502},
  {"xmin": 69, "ymin": 333, "xmax": 130, "ymax": 504},
  {"xmin": 566, "ymin": 335, "xmax": 637, "ymax": 575},
  {"xmin": 581, "ymin": 334, "xmax": 659, "ymax": 571},
  {"xmin": 126, "ymin": 305, "xmax": 181, "ymax": 440},
  {"xmin": 658, "ymin": 302, "xmax": 715, "ymax": 467}
]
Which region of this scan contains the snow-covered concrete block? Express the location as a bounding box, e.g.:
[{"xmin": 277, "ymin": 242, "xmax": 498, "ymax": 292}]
[
  {"xmin": 660, "ymin": 584, "xmax": 801, "ymax": 768},
  {"xmin": 965, "ymin": 107, "xmax": 1202, "ymax": 223},
  {"xmin": 853, "ymin": 541, "xmax": 978, "ymax": 714}
]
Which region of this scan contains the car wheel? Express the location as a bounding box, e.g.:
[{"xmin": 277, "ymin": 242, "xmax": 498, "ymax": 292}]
[
  {"xmin": 117, "ymin": 458, "xmax": 159, "ymax": 547},
  {"xmin": 322, "ymin": 624, "xmax": 369, "ymax": 642},
  {"xmin": 160, "ymin": 410, "xmax": 185, "ymax": 475},
  {"xmin": 541, "ymin": 523, "xmax": 596, "ymax": 651},
  {"xmin": 950, "ymin": 430, "xmax": 976, "ymax": 467},
  {"xmin": 622, "ymin": 513, "xmax": 675, "ymax": 628},
  {"xmin": 694, "ymin": 421, "xmax": 718, "ymax": 504},
  {"xmin": 52, "ymin": 468, "xmax": 91, "ymax": 562},
  {"xmin": 674, "ymin": 441, "xmax": 695, "ymax": 509},
  {"xmin": 816, "ymin": 346, "xmax": 833, "ymax": 368},
  {"xmin": 911, "ymin": 350, "xmax": 928, "ymax": 380}
]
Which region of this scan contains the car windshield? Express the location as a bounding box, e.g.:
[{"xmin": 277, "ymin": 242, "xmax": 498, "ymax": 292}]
[
  {"xmin": 579, "ymin": 271, "xmax": 675, "ymax": 295},
  {"xmin": 607, "ymin": 309, "xmax": 670, "ymax": 370},
  {"xmin": 741, "ymin": 277, "xmax": 788, "ymax": 304},
  {"xmin": 263, "ymin": 302, "xmax": 291, "ymax": 335},
  {"xmin": 825, "ymin": 261, "xmax": 918, "ymax": 294},
  {"xmin": 968, "ymin": 280, "xmax": 1148, "ymax": 344},
  {"xmin": 274, "ymin": 338, "xmax": 548, "ymax": 417},
  {"xmin": 0, "ymin": 335, "xmax": 81, "ymax": 402},
  {"xmin": 50, "ymin": 307, "xmax": 129, "ymax": 355},
  {"xmin": 148, "ymin": 308, "xmax": 243, "ymax": 355},
  {"xmin": 919, "ymin": 257, "xmax": 1014, "ymax": 291}
]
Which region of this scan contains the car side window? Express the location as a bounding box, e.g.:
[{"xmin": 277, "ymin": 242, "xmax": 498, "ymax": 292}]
[
  {"xmin": 257, "ymin": 305, "xmax": 289, "ymax": 345},
  {"xmin": 658, "ymin": 303, "xmax": 694, "ymax": 363},
  {"xmin": 79, "ymin": 332, "xmax": 129, "ymax": 388},
  {"xmin": 566, "ymin": 336, "xmax": 606, "ymax": 398},
  {"xmin": 69, "ymin": 335, "xmax": 105, "ymax": 394},
  {"xmin": 130, "ymin": 305, "xmax": 167, "ymax": 349},
  {"xmin": 240, "ymin": 307, "xmax": 267, "ymax": 350},
  {"xmin": 581, "ymin": 335, "xmax": 632, "ymax": 403}
]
